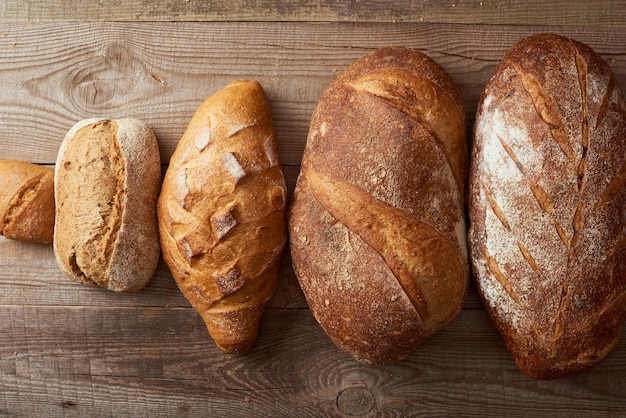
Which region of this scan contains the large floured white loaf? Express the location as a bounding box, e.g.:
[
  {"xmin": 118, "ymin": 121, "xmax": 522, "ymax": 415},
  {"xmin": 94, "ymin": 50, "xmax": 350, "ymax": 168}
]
[{"xmin": 469, "ymin": 34, "xmax": 626, "ymax": 379}]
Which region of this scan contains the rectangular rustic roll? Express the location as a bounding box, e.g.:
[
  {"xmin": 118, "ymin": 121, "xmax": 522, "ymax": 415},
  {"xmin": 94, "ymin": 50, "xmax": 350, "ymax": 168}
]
[
  {"xmin": 469, "ymin": 34, "xmax": 626, "ymax": 379},
  {"xmin": 289, "ymin": 46, "xmax": 469, "ymax": 365},
  {"xmin": 54, "ymin": 118, "xmax": 161, "ymax": 293}
]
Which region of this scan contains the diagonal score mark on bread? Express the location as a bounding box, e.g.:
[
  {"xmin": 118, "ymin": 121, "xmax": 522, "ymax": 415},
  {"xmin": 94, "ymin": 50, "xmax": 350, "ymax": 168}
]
[
  {"xmin": 593, "ymin": 149, "xmax": 626, "ymax": 212},
  {"xmin": 594, "ymin": 68, "xmax": 626, "ymax": 131},
  {"xmin": 4, "ymin": 173, "xmax": 46, "ymax": 227},
  {"xmin": 591, "ymin": 65, "xmax": 626, "ymax": 212},
  {"xmin": 1, "ymin": 168, "xmax": 54, "ymax": 244},
  {"xmin": 347, "ymin": 69, "xmax": 466, "ymax": 197},
  {"xmin": 305, "ymin": 168, "xmax": 464, "ymax": 326},
  {"xmin": 495, "ymin": 132, "xmax": 555, "ymax": 214},
  {"xmin": 513, "ymin": 63, "xmax": 577, "ymax": 163},
  {"xmin": 510, "ymin": 40, "xmax": 608, "ymax": 272}
]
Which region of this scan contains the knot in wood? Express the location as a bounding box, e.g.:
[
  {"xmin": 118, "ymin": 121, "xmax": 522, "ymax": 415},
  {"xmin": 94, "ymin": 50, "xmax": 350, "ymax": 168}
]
[
  {"xmin": 64, "ymin": 41, "xmax": 168, "ymax": 113},
  {"xmin": 336, "ymin": 387, "xmax": 375, "ymax": 416}
]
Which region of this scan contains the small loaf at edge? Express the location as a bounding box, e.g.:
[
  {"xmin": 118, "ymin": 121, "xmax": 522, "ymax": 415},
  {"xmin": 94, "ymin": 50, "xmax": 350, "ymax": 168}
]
[
  {"xmin": 0, "ymin": 159, "xmax": 55, "ymax": 244},
  {"xmin": 54, "ymin": 118, "xmax": 161, "ymax": 293},
  {"xmin": 157, "ymin": 80, "xmax": 287, "ymax": 354},
  {"xmin": 289, "ymin": 46, "xmax": 469, "ymax": 365},
  {"xmin": 469, "ymin": 34, "xmax": 626, "ymax": 379}
]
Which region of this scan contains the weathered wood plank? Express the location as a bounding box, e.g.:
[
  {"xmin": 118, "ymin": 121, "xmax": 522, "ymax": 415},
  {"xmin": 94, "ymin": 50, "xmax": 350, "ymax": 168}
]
[
  {"xmin": 0, "ymin": 235, "xmax": 486, "ymax": 310},
  {"xmin": 1, "ymin": 307, "xmax": 625, "ymax": 417},
  {"xmin": 0, "ymin": 22, "xmax": 624, "ymax": 165},
  {"xmin": 0, "ymin": 0, "xmax": 624, "ymax": 27}
]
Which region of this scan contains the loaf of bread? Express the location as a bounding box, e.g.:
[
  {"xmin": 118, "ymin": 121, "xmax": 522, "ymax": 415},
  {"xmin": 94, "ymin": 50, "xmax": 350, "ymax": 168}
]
[
  {"xmin": 157, "ymin": 80, "xmax": 287, "ymax": 353},
  {"xmin": 0, "ymin": 160, "xmax": 55, "ymax": 243},
  {"xmin": 54, "ymin": 118, "xmax": 161, "ymax": 293},
  {"xmin": 469, "ymin": 34, "xmax": 626, "ymax": 379},
  {"xmin": 289, "ymin": 46, "xmax": 469, "ymax": 365}
]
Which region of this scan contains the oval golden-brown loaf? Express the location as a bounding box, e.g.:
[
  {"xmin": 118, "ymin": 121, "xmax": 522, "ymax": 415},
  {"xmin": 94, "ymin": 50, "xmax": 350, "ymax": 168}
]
[
  {"xmin": 289, "ymin": 46, "xmax": 469, "ymax": 365},
  {"xmin": 469, "ymin": 34, "xmax": 626, "ymax": 379},
  {"xmin": 157, "ymin": 80, "xmax": 287, "ymax": 354}
]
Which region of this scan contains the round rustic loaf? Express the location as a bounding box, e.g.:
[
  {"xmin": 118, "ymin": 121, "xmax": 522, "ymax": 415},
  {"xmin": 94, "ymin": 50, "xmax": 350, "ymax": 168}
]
[
  {"xmin": 469, "ymin": 34, "xmax": 626, "ymax": 379},
  {"xmin": 54, "ymin": 118, "xmax": 161, "ymax": 293},
  {"xmin": 289, "ymin": 46, "xmax": 469, "ymax": 365}
]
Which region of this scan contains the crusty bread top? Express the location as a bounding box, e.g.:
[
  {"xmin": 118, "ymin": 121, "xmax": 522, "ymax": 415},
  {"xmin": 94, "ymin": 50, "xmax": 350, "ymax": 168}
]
[
  {"xmin": 305, "ymin": 47, "xmax": 468, "ymax": 260},
  {"xmin": 469, "ymin": 34, "xmax": 626, "ymax": 379},
  {"xmin": 0, "ymin": 159, "xmax": 55, "ymax": 243},
  {"xmin": 332, "ymin": 46, "xmax": 467, "ymax": 197},
  {"xmin": 159, "ymin": 80, "xmax": 286, "ymax": 291},
  {"xmin": 54, "ymin": 118, "xmax": 161, "ymax": 292}
]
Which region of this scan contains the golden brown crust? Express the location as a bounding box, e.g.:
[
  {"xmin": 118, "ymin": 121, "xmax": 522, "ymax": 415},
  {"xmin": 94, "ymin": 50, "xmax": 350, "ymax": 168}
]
[
  {"xmin": 157, "ymin": 80, "xmax": 287, "ymax": 354},
  {"xmin": 469, "ymin": 34, "xmax": 626, "ymax": 379},
  {"xmin": 0, "ymin": 160, "xmax": 55, "ymax": 244},
  {"xmin": 289, "ymin": 46, "xmax": 469, "ymax": 365},
  {"xmin": 54, "ymin": 118, "xmax": 161, "ymax": 293}
]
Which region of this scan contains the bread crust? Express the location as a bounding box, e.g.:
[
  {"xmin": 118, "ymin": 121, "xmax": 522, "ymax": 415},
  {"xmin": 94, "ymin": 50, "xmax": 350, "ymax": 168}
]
[
  {"xmin": 289, "ymin": 46, "xmax": 469, "ymax": 365},
  {"xmin": 469, "ymin": 34, "xmax": 626, "ymax": 379},
  {"xmin": 0, "ymin": 160, "xmax": 55, "ymax": 244},
  {"xmin": 54, "ymin": 118, "xmax": 161, "ymax": 293},
  {"xmin": 157, "ymin": 80, "xmax": 287, "ymax": 354}
]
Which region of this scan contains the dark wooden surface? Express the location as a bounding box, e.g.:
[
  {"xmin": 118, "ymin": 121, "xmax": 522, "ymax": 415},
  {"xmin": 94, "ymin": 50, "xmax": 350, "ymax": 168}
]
[{"xmin": 1, "ymin": 2, "xmax": 626, "ymax": 416}]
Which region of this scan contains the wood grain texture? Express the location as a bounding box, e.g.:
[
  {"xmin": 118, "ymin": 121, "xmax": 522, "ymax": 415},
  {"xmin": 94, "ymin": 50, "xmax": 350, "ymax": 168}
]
[
  {"xmin": 1, "ymin": 308, "xmax": 625, "ymax": 416},
  {"xmin": 0, "ymin": 0, "xmax": 624, "ymax": 27},
  {"xmin": 0, "ymin": 306, "xmax": 443, "ymax": 416},
  {"xmin": 0, "ymin": 22, "xmax": 624, "ymax": 166},
  {"xmin": 1, "ymin": 4, "xmax": 626, "ymax": 416}
]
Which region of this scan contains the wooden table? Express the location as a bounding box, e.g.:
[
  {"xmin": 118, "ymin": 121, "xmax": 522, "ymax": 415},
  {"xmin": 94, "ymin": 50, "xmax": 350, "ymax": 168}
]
[{"xmin": 1, "ymin": 1, "xmax": 625, "ymax": 416}]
